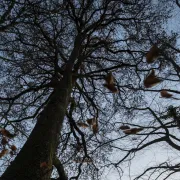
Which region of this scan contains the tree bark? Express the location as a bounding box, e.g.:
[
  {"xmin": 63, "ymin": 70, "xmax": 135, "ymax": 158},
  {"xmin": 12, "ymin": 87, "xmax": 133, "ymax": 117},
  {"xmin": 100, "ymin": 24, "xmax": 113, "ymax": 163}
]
[
  {"xmin": 0, "ymin": 68, "xmax": 73, "ymax": 180},
  {"xmin": 53, "ymin": 156, "xmax": 68, "ymax": 180}
]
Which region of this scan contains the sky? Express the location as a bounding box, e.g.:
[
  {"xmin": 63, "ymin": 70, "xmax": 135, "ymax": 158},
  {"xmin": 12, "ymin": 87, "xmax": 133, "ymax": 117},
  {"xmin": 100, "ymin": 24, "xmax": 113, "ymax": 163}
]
[{"xmin": 0, "ymin": 1, "xmax": 180, "ymax": 180}]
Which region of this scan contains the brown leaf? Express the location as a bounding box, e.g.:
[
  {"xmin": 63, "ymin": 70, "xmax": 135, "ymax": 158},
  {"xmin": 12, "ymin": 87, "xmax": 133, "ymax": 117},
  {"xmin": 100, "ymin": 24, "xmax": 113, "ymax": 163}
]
[
  {"xmin": 105, "ymin": 72, "xmax": 115, "ymax": 85},
  {"xmin": 146, "ymin": 45, "xmax": 160, "ymax": 63},
  {"xmin": 92, "ymin": 124, "xmax": 98, "ymax": 134},
  {"xmin": 1, "ymin": 137, "xmax": 8, "ymax": 145},
  {"xmin": 160, "ymin": 90, "xmax": 173, "ymax": 98},
  {"xmin": 86, "ymin": 118, "xmax": 96, "ymax": 125},
  {"xmin": 92, "ymin": 118, "xmax": 98, "ymax": 134},
  {"xmin": 123, "ymin": 129, "xmax": 132, "ymax": 134},
  {"xmin": 119, "ymin": 125, "xmax": 130, "ymax": 130},
  {"xmin": 103, "ymin": 84, "xmax": 118, "ymax": 93},
  {"xmin": 40, "ymin": 162, "xmax": 48, "ymax": 168},
  {"xmin": 104, "ymin": 72, "xmax": 119, "ymax": 93},
  {"xmin": 77, "ymin": 122, "xmax": 89, "ymax": 128},
  {"xmin": 144, "ymin": 70, "xmax": 162, "ymax": 88},
  {"xmin": 10, "ymin": 145, "xmax": 17, "ymax": 151},
  {"xmin": 0, "ymin": 129, "xmax": 16, "ymax": 138},
  {"xmin": 0, "ymin": 149, "xmax": 9, "ymax": 158},
  {"xmin": 123, "ymin": 128, "xmax": 144, "ymax": 135}
]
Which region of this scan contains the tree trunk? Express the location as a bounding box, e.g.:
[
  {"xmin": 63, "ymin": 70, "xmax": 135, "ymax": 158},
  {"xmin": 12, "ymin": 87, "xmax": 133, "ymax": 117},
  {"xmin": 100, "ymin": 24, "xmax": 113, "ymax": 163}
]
[{"xmin": 0, "ymin": 68, "xmax": 73, "ymax": 180}]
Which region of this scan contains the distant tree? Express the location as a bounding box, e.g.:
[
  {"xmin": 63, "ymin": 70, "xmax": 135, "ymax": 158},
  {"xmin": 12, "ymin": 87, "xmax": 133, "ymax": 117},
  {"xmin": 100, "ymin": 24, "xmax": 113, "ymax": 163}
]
[{"xmin": 0, "ymin": 0, "xmax": 178, "ymax": 180}]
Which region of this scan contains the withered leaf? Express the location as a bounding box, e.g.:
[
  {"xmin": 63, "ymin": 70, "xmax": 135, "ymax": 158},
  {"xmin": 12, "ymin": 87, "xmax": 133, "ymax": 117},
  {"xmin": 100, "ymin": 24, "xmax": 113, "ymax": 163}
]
[
  {"xmin": 144, "ymin": 70, "xmax": 162, "ymax": 88},
  {"xmin": 92, "ymin": 124, "xmax": 98, "ymax": 134},
  {"xmin": 103, "ymin": 84, "xmax": 118, "ymax": 93},
  {"xmin": 10, "ymin": 145, "xmax": 17, "ymax": 151},
  {"xmin": 86, "ymin": 118, "xmax": 96, "ymax": 125},
  {"xmin": 119, "ymin": 125, "xmax": 130, "ymax": 130},
  {"xmin": 105, "ymin": 72, "xmax": 115, "ymax": 85},
  {"xmin": 123, "ymin": 128, "xmax": 144, "ymax": 135},
  {"xmin": 77, "ymin": 122, "xmax": 89, "ymax": 128},
  {"xmin": 104, "ymin": 73, "xmax": 119, "ymax": 93},
  {"xmin": 1, "ymin": 137, "xmax": 8, "ymax": 145},
  {"xmin": 146, "ymin": 45, "xmax": 160, "ymax": 63},
  {"xmin": 160, "ymin": 90, "xmax": 173, "ymax": 98},
  {"xmin": 0, "ymin": 129, "xmax": 16, "ymax": 138},
  {"xmin": 0, "ymin": 149, "xmax": 8, "ymax": 158}
]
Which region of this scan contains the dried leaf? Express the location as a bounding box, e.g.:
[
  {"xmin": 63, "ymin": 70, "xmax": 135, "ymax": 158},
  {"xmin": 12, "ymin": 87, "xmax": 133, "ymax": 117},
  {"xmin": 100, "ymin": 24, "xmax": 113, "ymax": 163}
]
[
  {"xmin": 123, "ymin": 128, "xmax": 144, "ymax": 135},
  {"xmin": 146, "ymin": 45, "xmax": 160, "ymax": 63},
  {"xmin": 105, "ymin": 72, "xmax": 115, "ymax": 85},
  {"xmin": 77, "ymin": 122, "xmax": 89, "ymax": 128},
  {"xmin": 123, "ymin": 129, "xmax": 132, "ymax": 134},
  {"xmin": 144, "ymin": 70, "xmax": 162, "ymax": 88},
  {"xmin": 0, "ymin": 129, "xmax": 16, "ymax": 139},
  {"xmin": 0, "ymin": 149, "xmax": 9, "ymax": 158},
  {"xmin": 104, "ymin": 73, "xmax": 119, "ymax": 93},
  {"xmin": 92, "ymin": 119, "xmax": 98, "ymax": 134},
  {"xmin": 160, "ymin": 90, "xmax": 173, "ymax": 98},
  {"xmin": 103, "ymin": 84, "xmax": 118, "ymax": 93},
  {"xmin": 10, "ymin": 145, "xmax": 17, "ymax": 151},
  {"xmin": 86, "ymin": 118, "xmax": 96, "ymax": 125},
  {"xmin": 1, "ymin": 137, "xmax": 8, "ymax": 145},
  {"xmin": 119, "ymin": 125, "xmax": 130, "ymax": 130}
]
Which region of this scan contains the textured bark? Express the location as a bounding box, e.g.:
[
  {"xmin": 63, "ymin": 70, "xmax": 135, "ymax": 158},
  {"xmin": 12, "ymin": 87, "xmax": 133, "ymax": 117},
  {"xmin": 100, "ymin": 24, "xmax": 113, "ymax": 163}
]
[
  {"xmin": 0, "ymin": 69, "xmax": 72, "ymax": 180},
  {"xmin": 53, "ymin": 156, "xmax": 68, "ymax": 180}
]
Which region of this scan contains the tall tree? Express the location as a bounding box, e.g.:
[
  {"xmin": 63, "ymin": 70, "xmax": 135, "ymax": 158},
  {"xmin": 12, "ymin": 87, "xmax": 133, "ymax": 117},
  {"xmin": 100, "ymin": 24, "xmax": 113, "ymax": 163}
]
[{"xmin": 0, "ymin": 0, "xmax": 177, "ymax": 180}]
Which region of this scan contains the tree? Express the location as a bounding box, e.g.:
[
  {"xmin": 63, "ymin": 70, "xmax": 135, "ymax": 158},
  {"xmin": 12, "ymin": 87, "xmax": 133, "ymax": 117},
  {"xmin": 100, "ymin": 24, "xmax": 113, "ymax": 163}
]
[{"xmin": 0, "ymin": 0, "xmax": 178, "ymax": 180}]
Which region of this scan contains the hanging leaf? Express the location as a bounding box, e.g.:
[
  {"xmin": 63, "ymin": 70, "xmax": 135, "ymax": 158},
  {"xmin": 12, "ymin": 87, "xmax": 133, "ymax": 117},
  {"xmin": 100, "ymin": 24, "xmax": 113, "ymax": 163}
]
[
  {"xmin": 92, "ymin": 124, "xmax": 98, "ymax": 134},
  {"xmin": 160, "ymin": 90, "xmax": 173, "ymax": 98},
  {"xmin": 77, "ymin": 122, "xmax": 89, "ymax": 128},
  {"xmin": 144, "ymin": 70, "xmax": 162, "ymax": 88},
  {"xmin": 10, "ymin": 145, "xmax": 17, "ymax": 151},
  {"xmin": 0, "ymin": 149, "xmax": 9, "ymax": 158},
  {"xmin": 103, "ymin": 84, "xmax": 118, "ymax": 93},
  {"xmin": 1, "ymin": 137, "xmax": 8, "ymax": 145},
  {"xmin": 0, "ymin": 129, "xmax": 16, "ymax": 139},
  {"xmin": 104, "ymin": 72, "xmax": 118, "ymax": 93},
  {"xmin": 86, "ymin": 118, "xmax": 96, "ymax": 125},
  {"xmin": 92, "ymin": 118, "xmax": 98, "ymax": 134},
  {"xmin": 123, "ymin": 128, "xmax": 144, "ymax": 135},
  {"xmin": 105, "ymin": 72, "xmax": 115, "ymax": 84},
  {"xmin": 146, "ymin": 45, "xmax": 160, "ymax": 63},
  {"xmin": 119, "ymin": 125, "xmax": 130, "ymax": 130}
]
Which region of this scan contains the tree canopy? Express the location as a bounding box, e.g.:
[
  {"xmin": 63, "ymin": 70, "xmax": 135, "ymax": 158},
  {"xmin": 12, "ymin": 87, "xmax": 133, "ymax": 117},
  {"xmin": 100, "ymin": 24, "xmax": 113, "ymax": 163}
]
[{"xmin": 0, "ymin": 0, "xmax": 180, "ymax": 180}]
